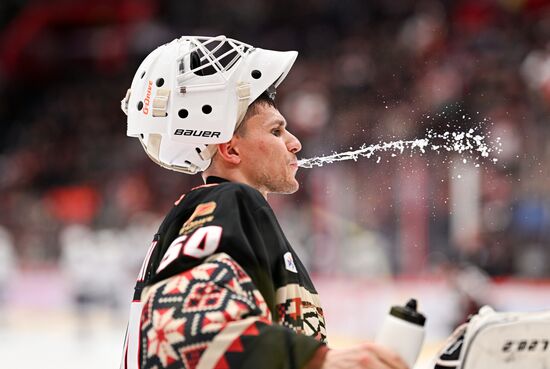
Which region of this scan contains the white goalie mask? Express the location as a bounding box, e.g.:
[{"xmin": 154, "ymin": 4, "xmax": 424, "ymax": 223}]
[{"xmin": 121, "ymin": 35, "xmax": 298, "ymax": 174}]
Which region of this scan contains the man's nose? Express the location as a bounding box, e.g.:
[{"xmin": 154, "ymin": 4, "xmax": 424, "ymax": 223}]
[{"xmin": 286, "ymin": 132, "xmax": 302, "ymax": 154}]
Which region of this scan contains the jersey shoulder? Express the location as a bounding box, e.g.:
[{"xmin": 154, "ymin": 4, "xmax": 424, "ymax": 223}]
[
  {"xmin": 186, "ymin": 181, "xmax": 266, "ymax": 210},
  {"xmin": 158, "ymin": 181, "xmax": 266, "ymax": 234}
]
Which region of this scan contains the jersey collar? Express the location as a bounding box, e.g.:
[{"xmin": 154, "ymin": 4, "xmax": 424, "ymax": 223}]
[{"xmin": 205, "ymin": 176, "xmax": 230, "ymax": 184}]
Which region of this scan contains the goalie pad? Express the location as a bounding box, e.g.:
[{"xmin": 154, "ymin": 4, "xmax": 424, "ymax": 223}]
[{"xmin": 434, "ymin": 306, "xmax": 550, "ymax": 369}]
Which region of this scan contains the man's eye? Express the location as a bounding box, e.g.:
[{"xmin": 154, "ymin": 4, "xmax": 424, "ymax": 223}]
[{"xmin": 272, "ymin": 129, "xmax": 281, "ymax": 137}]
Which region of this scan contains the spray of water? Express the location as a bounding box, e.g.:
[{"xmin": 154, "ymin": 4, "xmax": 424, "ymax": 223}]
[{"xmin": 298, "ymin": 128, "xmax": 501, "ymax": 169}]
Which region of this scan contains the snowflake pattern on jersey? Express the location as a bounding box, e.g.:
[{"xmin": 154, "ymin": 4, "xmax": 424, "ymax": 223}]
[{"xmin": 140, "ymin": 253, "xmax": 272, "ymax": 369}]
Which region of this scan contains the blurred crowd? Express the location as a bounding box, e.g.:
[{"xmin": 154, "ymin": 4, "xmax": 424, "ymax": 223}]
[{"xmin": 1, "ymin": 0, "xmax": 550, "ymax": 305}]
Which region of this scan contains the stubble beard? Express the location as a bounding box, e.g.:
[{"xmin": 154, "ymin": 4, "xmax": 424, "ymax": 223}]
[{"xmin": 256, "ymin": 169, "xmax": 299, "ymax": 195}]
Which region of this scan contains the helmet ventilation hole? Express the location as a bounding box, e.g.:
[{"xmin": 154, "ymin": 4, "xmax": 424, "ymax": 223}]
[
  {"xmin": 178, "ymin": 109, "xmax": 189, "ymax": 118},
  {"xmin": 137, "ymin": 101, "xmax": 144, "ymax": 111},
  {"xmin": 195, "ymin": 147, "xmax": 202, "ymax": 155},
  {"xmin": 202, "ymin": 105, "xmax": 212, "ymax": 114},
  {"xmin": 251, "ymin": 70, "xmax": 262, "ymax": 79},
  {"xmin": 156, "ymin": 78, "xmax": 164, "ymax": 87},
  {"xmin": 140, "ymin": 71, "xmax": 146, "ymax": 79}
]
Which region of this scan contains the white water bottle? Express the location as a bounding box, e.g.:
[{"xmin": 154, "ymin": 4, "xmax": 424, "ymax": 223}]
[{"xmin": 375, "ymin": 298, "xmax": 426, "ymax": 368}]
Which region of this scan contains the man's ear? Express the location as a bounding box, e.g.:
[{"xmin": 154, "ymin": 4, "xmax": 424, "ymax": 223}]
[{"xmin": 216, "ymin": 137, "xmax": 241, "ymax": 165}]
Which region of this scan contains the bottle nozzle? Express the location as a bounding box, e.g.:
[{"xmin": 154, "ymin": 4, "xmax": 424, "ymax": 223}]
[
  {"xmin": 389, "ymin": 298, "xmax": 426, "ymax": 325},
  {"xmin": 406, "ymin": 299, "xmax": 418, "ymax": 311}
]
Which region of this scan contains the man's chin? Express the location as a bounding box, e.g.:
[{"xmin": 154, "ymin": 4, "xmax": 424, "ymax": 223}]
[
  {"xmin": 282, "ymin": 179, "xmax": 300, "ymax": 194},
  {"xmin": 269, "ymin": 179, "xmax": 299, "ymax": 195},
  {"xmin": 290, "ymin": 179, "xmax": 300, "ymax": 193}
]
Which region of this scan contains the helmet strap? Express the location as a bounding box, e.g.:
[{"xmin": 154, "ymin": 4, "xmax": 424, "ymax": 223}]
[
  {"xmin": 152, "ymin": 88, "xmax": 170, "ymax": 117},
  {"xmin": 234, "ymin": 82, "xmax": 252, "ymax": 130}
]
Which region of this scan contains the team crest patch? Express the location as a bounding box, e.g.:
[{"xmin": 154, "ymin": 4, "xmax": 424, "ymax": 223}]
[
  {"xmin": 284, "ymin": 252, "xmax": 298, "ymax": 273},
  {"xmin": 194, "ymin": 201, "xmax": 217, "ymax": 217},
  {"xmin": 179, "ymin": 201, "xmax": 217, "ymax": 235}
]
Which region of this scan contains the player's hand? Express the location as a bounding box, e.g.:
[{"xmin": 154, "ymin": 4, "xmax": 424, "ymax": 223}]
[{"xmin": 321, "ymin": 342, "xmax": 409, "ymax": 369}]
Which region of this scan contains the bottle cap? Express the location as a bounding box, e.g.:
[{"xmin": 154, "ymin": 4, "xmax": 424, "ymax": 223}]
[{"xmin": 389, "ymin": 298, "xmax": 426, "ymax": 326}]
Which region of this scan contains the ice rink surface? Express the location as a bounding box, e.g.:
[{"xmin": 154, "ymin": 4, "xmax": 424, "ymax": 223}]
[
  {"xmin": 0, "ymin": 307, "xmax": 442, "ymax": 369},
  {"xmin": 0, "ymin": 308, "xmax": 126, "ymax": 369},
  {"xmin": 2, "ymin": 270, "xmax": 549, "ymax": 369}
]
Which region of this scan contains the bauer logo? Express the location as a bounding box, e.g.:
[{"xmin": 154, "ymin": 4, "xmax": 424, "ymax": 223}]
[
  {"xmin": 174, "ymin": 129, "xmax": 221, "ymax": 138},
  {"xmin": 284, "ymin": 252, "xmax": 298, "ymax": 273}
]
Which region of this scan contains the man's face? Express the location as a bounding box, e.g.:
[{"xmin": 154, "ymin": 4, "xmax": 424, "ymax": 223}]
[{"xmin": 234, "ymin": 103, "xmax": 302, "ymax": 195}]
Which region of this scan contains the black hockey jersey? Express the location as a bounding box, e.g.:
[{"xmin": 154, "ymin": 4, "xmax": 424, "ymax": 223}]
[{"xmin": 121, "ymin": 176, "xmax": 327, "ymax": 369}]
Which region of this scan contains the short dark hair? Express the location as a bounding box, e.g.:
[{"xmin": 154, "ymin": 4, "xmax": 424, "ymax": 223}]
[{"xmin": 235, "ymin": 91, "xmax": 276, "ymax": 136}]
